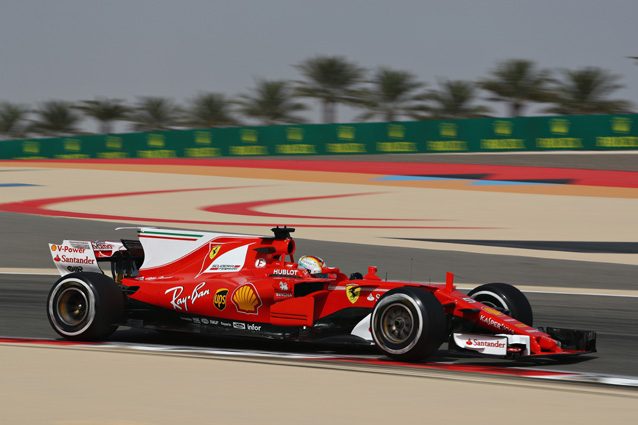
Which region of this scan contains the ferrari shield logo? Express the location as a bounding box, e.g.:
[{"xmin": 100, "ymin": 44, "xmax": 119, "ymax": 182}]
[
  {"xmin": 345, "ymin": 284, "xmax": 360, "ymax": 304},
  {"xmin": 209, "ymin": 245, "xmax": 221, "ymax": 260},
  {"xmin": 196, "ymin": 244, "xmax": 223, "ymax": 277}
]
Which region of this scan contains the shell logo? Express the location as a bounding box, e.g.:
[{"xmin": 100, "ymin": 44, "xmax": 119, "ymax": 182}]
[
  {"xmin": 232, "ymin": 283, "xmax": 262, "ymax": 314},
  {"xmin": 51, "ymin": 245, "xmax": 57, "ymax": 251}
]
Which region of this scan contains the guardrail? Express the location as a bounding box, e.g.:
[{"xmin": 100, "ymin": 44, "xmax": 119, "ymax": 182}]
[{"xmin": 1, "ymin": 114, "xmax": 637, "ymax": 159}]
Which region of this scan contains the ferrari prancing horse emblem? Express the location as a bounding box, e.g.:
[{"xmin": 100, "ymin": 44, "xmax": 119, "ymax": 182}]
[
  {"xmin": 209, "ymin": 245, "xmax": 221, "ymax": 259},
  {"xmin": 345, "ymin": 284, "xmax": 360, "ymax": 304}
]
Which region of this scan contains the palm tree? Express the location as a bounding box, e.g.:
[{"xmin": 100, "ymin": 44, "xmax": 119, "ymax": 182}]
[
  {"xmin": 479, "ymin": 59, "xmax": 554, "ymax": 116},
  {"xmin": 295, "ymin": 56, "xmax": 365, "ymax": 123},
  {"xmin": 356, "ymin": 68, "xmax": 428, "ymax": 121},
  {"xmin": 237, "ymin": 80, "xmax": 307, "ymax": 125},
  {"xmin": 128, "ymin": 97, "xmax": 181, "ymax": 131},
  {"xmin": 185, "ymin": 93, "xmax": 237, "ymax": 127},
  {"xmin": 0, "ymin": 102, "xmax": 30, "ymax": 139},
  {"xmin": 428, "ymin": 80, "xmax": 491, "ymax": 118},
  {"xmin": 31, "ymin": 101, "xmax": 81, "ymax": 136},
  {"xmin": 544, "ymin": 67, "xmax": 633, "ymax": 114},
  {"xmin": 75, "ymin": 98, "xmax": 129, "ymax": 134}
]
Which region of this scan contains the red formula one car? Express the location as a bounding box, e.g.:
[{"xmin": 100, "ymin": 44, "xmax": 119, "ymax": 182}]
[{"xmin": 46, "ymin": 226, "xmax": 596, "ymax": 361}]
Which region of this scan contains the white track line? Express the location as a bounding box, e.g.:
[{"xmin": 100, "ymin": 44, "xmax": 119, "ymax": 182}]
[
  {"xmin": 0, "ymin": 267, "xmax": 59, "ymax": 275},
  {"xmin": 1, "ymin": 267, "xmax": 636, "ymax": 298}
]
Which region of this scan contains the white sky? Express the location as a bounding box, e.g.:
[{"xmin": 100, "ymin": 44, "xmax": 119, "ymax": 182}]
[{"xmin": 1, "ymin": 0, "xmax": 636, "ymax": 130}]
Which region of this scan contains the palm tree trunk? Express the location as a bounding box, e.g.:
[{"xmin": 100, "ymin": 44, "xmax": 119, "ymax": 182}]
[
  {"xmin": 385, "ymin": 109, "xmax": 395, "ymax": 122},
  {"xmin": 322, "ymin": 101, "xmax": 336, "ymax": 123},
  {"xmin": 510, "ymin": 101, "xmax": 523, "ymax": 117},
  {"xmin": 100, "ymin": 121, "xmax": 112, "ymax": 134}
]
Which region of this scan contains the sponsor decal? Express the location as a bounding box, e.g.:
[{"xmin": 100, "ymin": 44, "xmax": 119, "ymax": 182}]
[
  {"xmin": 136, "ymin": 275, "xmax": 171, "ymax": 281},
  {"xmin": 50, "ymin": 242, "xmax": 102, "ymax": 276},
  {"xmin": 53, "ymin": 245, "xmax": 87, "ymax": 254},
  {"xmin": 231, "ymin": 322, "xmax": 262, "ymax": 331},
  {"xmin": 213, "ymin": 288, "xmax": 228, "ymax": 311},
  {"xmin": 479, "ymin": 315, "xmax": 515, "ymax": 334},
  {"xmin": 255, "ymin": 258, "xmax": 267, "ymax": 268},
  {"xmin": 185, "ymin": 316, "xmax": 220, "ymax": 326},
  {"xmin": 465, "ymin": 338, "xmax": 506, "ymax": 349},
  {"xmin": 345, "ymin": 284, "xmax": 360, "ymax": 304},
  {"xmin": 463, "ymin": 297, "xmax": 476, "ymax": 304},
  {"xmin": 197, "ymin": 244, "xmax": 223, "ymax": 276},
  {"xmin": 275, "ymin": 292, "xmax": 293, "ymax": 299},
  {"xmin": 272, "ymin": 269, "xmax": 298, "ymax": 277},
  {"xmin": 92, "ymin": 242, "xmax": 114, "ymax": 251},
  {"xmin": 67, "ymin": 240, "xmax": 92, "ymax": 250},
  {"xmin": 199, "ymin": 243, "xmax": 250, "ymax": 275},
  {"xmin": 278, "ymin": 281, "xmax": 289, "ymax": 291},
  {"xmin": 481, "ymin": 306, "xmax": 503, "ymax": 316},
  {"xmin": 453, "ymin": 333, "xmax": 509, "ymax": 356},
  {"xmin": 66, "ymin": 266, "xmax": 83, "ymax": 273},
  {"xmin": 209, "ymin": 264, "xmax": 241, "ymax": 272},
  {"xmin": 366, "ymin": 292, "xmax": 382, "ymax": 302},
  {"xmin": 232, "ymin": 283, "xmax": 263, "ymax": 314},
  {"xmin": 165, "ymin": 282, "xmax": 210, "ymax": 312},
  {"xmin": 53, "ymin": 255, "xmax": 95, "ymax": 264}
]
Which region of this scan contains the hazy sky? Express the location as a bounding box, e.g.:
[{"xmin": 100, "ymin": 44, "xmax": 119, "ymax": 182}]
[{"xmin": 1, "ymin": 0, "xmax": 636, "ymax": 127}]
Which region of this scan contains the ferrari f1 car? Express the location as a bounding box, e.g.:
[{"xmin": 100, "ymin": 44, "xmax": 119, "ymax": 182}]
[{"xmin": 46, "ymin": 226, "xmax": 596, "ymax": 361}]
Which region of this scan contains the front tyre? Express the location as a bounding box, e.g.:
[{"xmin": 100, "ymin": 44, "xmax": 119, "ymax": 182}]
[
  {"xmin": 371, "ymin": 287, "xmax": 446, "ymax": 361},
  {"xmin": 47, "ymin": 272, "xmax": 124, "ymax": 340},
  {"xmin": 468, "ymin": 282, "xmax": 533, "ymax": 326}
]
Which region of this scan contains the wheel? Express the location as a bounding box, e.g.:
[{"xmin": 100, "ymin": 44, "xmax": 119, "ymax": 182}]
[
  {"xmin": 371, "ymin": 287, "xmax": 447, "ymax": 361},
  {"xmin": 47, "ymin": 272, "xmax": 124, "ymax": 340},
  {"xmin": 468, "ymin": 282, "xmax": 533, "ymax": 326}
]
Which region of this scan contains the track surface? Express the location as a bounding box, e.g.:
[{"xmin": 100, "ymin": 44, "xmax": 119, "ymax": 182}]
[{"xmin": 0, "ymin": 153, "xmax": 636, "ymax": 385}]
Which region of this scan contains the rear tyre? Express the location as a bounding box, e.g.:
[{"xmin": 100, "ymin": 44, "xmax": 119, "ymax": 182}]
[
  {"xmin": 371, "ymin": 287, "xmax": 446, "ymax": 361},
  {"xmin": 47, "ymin": 272, "xmax": 124, "ymax": 340},
  {"xmin": 468, "ymin": 282, "xmax": 533, "ymax": 326}
]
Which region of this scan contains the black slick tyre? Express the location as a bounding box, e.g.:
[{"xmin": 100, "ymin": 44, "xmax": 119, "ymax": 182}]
[
  {"xmin": 47, "ymin": 272, "xmax": 124, "ymax": 340},
  {"xmin": 371, "ymin": 287, "xmax": 446, "ymax": 361},
  {"xmin": 468, "ymin": 282, "xmax": 533, "ymax": 326}
]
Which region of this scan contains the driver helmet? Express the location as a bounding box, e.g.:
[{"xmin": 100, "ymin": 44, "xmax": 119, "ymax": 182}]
[{"xmin": 298, "ymin": 255, "xmax": 325, "ymax": 275}]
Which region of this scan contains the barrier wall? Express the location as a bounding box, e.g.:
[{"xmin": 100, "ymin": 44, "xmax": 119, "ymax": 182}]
[{"xmin": 1, "ymin": 114, "xmax": 637, "ymax": 159}]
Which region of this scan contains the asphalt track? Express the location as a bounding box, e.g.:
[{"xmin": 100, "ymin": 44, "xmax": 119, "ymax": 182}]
[{"xmin": 0, "ymin": 153, "xmax": 636, "ymax": 392}]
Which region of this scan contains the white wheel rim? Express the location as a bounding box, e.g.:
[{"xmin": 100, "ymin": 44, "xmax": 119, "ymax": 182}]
[
  {"xmin": 471, "ymin": 290, "xmax": 509, "ymax": 312},
  {"xmin": 48, "ymin": 278, "xmax": 96, "ymax": 336},
  {"xmin": 372, "ymin": 293, "xmax": 423, "ymax": 355}
]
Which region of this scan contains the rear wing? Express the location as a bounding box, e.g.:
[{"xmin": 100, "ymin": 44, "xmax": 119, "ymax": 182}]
[{"xmin": 48, "ymin": 240, "xmax": 142, "ymax": 279}]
